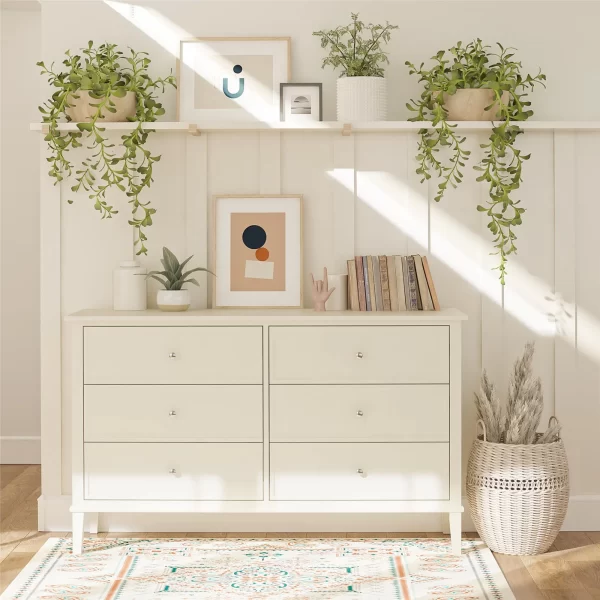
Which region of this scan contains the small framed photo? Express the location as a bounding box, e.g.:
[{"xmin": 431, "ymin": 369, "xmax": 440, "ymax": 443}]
[
  {"xmin": 212, "ymin": 195, "xmax": 303, "ymax": 308},
  {"xmin": 280, "ymin": 83, "xmax": 323, "ymax": 122}
]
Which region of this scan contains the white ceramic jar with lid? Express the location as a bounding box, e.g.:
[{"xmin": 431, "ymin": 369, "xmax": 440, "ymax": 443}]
[{"xmin": 113, "ymin": 260, "xmax": 147, "ymax": 311}]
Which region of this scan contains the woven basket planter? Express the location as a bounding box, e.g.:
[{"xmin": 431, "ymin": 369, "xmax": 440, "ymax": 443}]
[{"xmin": 467, "ymin": 418, "xmax": 569, "ymax": 555}]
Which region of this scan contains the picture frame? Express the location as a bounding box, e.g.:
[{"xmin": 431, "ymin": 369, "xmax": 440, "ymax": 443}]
[
  {"xmin": 280, "ymin": 83, "xmax": 323, "ymax": 122},
  {"xmin": 177, "ymin": 37, "xmax": 291, "ymax": 122},
  {"xmin": 212, "ymin": 195, "xmax": 303, "ymax": 308}
]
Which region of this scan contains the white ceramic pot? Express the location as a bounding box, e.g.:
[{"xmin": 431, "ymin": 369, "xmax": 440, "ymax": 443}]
[
  {"xmin": 66, "ymin": 90, "xmax": 136, "ymax": 122},
  {"xmin": 157, "ymin": 289, "xmax": 191, "ymax": 312},
  {"xmin": 337, "ymin": 76, "xmax": 387, "ymax": 122},
  {"xmin": 441, "ymin": 89, "xmax": 509, "ymax": 121},
  {"xmin": 113, "ymin": 260, "xmax": 147, "ymax": 311}
]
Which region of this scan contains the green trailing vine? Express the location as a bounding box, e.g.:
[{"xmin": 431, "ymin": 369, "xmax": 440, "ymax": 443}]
[
  {"xmin": 406, "ymin": 40, "xmax": 546, "ymax": 283},
  {"xmin": 38, "ymin": 41, "xmax": 176, "ymax": 255},
  {"xmin": 313, "ymin": 13, "xmax": 398, "ymax": 77}
]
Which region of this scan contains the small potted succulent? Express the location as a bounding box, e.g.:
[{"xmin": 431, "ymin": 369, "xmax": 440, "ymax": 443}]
[
  {"xmin": 467, "ymin": 343, "xmax": 569, "ymax": 555},
  {"xmin": 313, "ymin": 13, "xmax": 397, "ymax": 121},
  {"xmin": 146, "ymin": 247, "xmax": 213, "ymax": 312},
  {"xmin": 405, "ymin": 40, "xmax": 546, "ymax": 283}
]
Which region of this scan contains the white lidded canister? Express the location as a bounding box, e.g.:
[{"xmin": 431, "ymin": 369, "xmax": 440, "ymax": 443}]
[{"xmin": 113, "ymin": 260, "xmax": 147, "ymax": 311}]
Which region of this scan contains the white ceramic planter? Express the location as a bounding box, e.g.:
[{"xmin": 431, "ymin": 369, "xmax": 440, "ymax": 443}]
[
  {"xmin": 66, "ymin": 90, "xmax": 136, "ymax": 122},
  {"xmin": 337, "ymin": 77, "xmax": 387, "ymax": 122},
  {"xmin": 441, "ymin": 89, "xmax": 509, "ymax": 121},
  {"xmin": 157, "ymin": 289, "xmax": 191, "ymax": 312},
  {"xmin": 113, "ymin": 260, "xmax": 147, "ymax": 311}
]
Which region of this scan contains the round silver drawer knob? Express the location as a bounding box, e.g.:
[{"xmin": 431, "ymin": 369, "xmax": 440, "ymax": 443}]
[
  {"xmin": 357, "ymin": 468, "xmax": 364, "ymax": 475},
  {"xmin": 168, "ymin": 352, "xmax": 177, "ymax": 359},
  {"xmin": 169, "ymin": 468, "xmax": 177, "ymax": 474},
  {"xmin": 169, "ymin": 410, "xmax": 177, "ymax": 417},
  {"xmin": 356, "ymin": 410, "xmax": 364, "ymax": 417},
  {"xmin": 356, "ymin": 352, "xmax": 364, "ymax": 359}
]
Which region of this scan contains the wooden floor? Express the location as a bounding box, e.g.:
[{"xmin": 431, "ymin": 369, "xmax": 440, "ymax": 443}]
[{"xmin": 1, "ymin": 465, "xmax": 599, "ymax": 598}]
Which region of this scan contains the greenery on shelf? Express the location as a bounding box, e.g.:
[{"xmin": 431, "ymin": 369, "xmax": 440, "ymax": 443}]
[
  {"xmin": 475, "ymin": 342, "xmax": 561, "ymax": 444},
  {"xmin": 405, "ymin": 40, "xmax": 546, "ymax": 283},
  {"xmin": 38, "ymin": 41, "xmax": 176, "ymax": 255},
  {"xmin": 146, "ymin": 247, "xmax": 214, "ymax": 291},
  {"xmin": 313, "ymin": 13, "xmax": 398, "ymax": 77}
]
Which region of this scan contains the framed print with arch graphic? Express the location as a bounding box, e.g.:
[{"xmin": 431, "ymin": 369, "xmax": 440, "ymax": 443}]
[
  {"xmin": 213, "ymin": 195, "xmax": 303, "ymax": 307},
  {"xmin": 178, "ymin": 38, "xmax": 291, "ymax": 122}
]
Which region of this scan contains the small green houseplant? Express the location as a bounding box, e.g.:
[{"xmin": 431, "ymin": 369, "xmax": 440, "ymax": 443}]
[
  {"xmin": 313, "ymin": 13, "xmax": 398, "ymax": 121},
  {"xmin": 38, "ymin": 41, "xmax": 176, "ymax": 255},
  {"xmin": 405, "ymin": 40, "xmax": 546, "ymax": 283},
  {"xmin": 146, "ymin": 247, "xmax": 213, "ymax": 312}
]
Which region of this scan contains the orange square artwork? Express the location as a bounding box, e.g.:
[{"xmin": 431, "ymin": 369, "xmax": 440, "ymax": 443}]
[{"xmin": 230, "ymin": 212, "xmax": 286, "ymax": 291}]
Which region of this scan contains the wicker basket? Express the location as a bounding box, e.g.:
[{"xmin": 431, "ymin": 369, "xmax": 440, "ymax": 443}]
[{"xmin": 467, "ymin": 418, "xmax": 569, "ymax": 555}]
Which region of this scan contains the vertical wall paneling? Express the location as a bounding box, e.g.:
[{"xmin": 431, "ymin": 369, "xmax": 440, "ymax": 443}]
[
  {"xmin": 332, "ymin": 134, "xmax": 355, "ymax": 274},
  {"xmin": 39, "ymin": 144, "xmax": 62, "ymax": 504},
  {"xmin": 259, "ymin": 131, "xmax": 281, "ymax": 195},
  {"xmin": 405, "ymin": 133, "xmax": 429, "ymax": 257},
  {"xmin": 186, "ymin": 134, "xmax": 209, "ymax": 309}
]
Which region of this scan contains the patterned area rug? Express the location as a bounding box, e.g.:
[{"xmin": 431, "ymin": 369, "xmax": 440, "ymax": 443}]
[{"xmin": 2, "ymin": 537, "xmax": 515, "ymax": 599}]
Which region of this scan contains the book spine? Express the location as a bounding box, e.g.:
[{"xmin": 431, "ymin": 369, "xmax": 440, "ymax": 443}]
[
  {"xmin": 363, "ymin": 256, "xmax": 372, "ymax": 311},
  {"xmin": 366, "ymin": 256, "xmax": 376, "ymax": 312},
  {"xmin": 406, "ymin": 256, "xmax": 420, "ymax": 310},
  {"xmin": 347, "ymin": 259, "xmax": 359, "ymax": 311},
  {"xmin": 387, "ymin": 256, "xmax": 399, "ymax": 311},
  {"xmin": 413, "ymin": 255, "xmax": 433, "ymax": 311},
  {"xmin": 379, "ymin": 256, "xmax": 391, "ymax": 311},
  {"xmin": 401, "ymin": 256, "xmax": 411, "ymax": 310},
  {"xmin": 372, "ymin": 256, "xmax": 383, "ymax": 311},
  {"xmin": 395, "ymin": 256, "xmax": 406, "ymax": 311},
  {"xmin": 355, "ymin": 256, "xmax": 366, "ymax": 311},
  {"xmin": 422, "ymin": 256, "xmax": 441, "ymax": 311}
]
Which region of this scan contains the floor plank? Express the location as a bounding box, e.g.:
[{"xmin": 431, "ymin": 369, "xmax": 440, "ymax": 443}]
[
  {"xmin": 0, "ymin": 466, "xmax": 25, "ymax": 490},
  {"xmin": 523, "ymin": 556, "xmax": 586, "ymax": 590},
  {"xmin": 493, "ymin": 552, "xmax": 547, "ymax": 600},
  {"xmin": 0, "ymin": 552, "xmax": 35, "ymax": 594}
]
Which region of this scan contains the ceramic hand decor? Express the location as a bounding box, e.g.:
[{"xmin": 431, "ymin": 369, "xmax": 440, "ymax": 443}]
[{"xmin": 311, "ymin": 267, "xmax": 336, "ymax": 311}]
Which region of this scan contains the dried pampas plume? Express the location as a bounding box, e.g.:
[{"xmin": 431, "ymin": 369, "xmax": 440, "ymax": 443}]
[{"xmin": 474, "ymin": 342, "xmax": 559, "ymax": 445}]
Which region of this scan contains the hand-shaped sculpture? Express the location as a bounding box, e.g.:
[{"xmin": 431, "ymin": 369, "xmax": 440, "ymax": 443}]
[{"xmin": 311, "ymin": 267, "xmax": 336, "ymax": 311}]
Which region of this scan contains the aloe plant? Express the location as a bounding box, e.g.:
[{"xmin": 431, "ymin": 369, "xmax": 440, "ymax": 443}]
[{"xmin": 146, "ymin": 247, "xmax": 213, "ymax": 290}]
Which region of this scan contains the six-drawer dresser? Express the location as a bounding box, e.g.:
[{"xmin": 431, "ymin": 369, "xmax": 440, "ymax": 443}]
[{"xmin": 66, "ymin": 308, "xmax": 467, "ymax": 554}]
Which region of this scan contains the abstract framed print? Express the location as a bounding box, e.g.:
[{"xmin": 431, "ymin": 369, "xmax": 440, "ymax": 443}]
[
  {"xmin": 280, "ymin": 83, "xmax": 323, "ymax": 122},
  {"xmin": 178, "ymin": 38, "xmax": 291, "ymax": 122},
  {"xmin": 213, "ymin": 195, "xmax": 303, "ymax": 308}
]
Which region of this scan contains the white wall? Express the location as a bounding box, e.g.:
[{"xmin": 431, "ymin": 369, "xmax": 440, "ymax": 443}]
[
  {"xmin": 31, "ymin": 0, "xmax": 600, "ymax": 530},
  {"xmin": 0, "ymin": 2, "xmax": 41, "ymax": 464}
]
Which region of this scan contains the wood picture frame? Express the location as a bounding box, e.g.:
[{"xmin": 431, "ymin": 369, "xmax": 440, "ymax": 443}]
[{"xmin": 212, "ymin": 195, "xmax": 303, "ymax": 308}]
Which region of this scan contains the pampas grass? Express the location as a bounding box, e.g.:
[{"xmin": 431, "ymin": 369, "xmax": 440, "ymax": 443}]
[{"xmin": 475, "ymin": 342, "xmax": 560, "ymax": 445}]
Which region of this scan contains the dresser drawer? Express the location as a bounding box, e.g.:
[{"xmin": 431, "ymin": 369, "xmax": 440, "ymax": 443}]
[
  {"xmin": 270, "ymin": 443, "xmax": 449, "ymax": 500},
  {"xmin": 84, "ymin": 443, "xmax": 263, "ymax": 500},
  {"xmin": 270, "ymin": 385, "xmax": 448, "ymax": 442},
  {"xmin": 84, "ymin": 327, "xmax": 262, "ymax": 384},
  {"xmin": 84, "ymin": 385, "xmax": 262, "ymax": 442},
  {"xmin": 269, "ymin": 326, "xmax": 449, "ymax": 384}
]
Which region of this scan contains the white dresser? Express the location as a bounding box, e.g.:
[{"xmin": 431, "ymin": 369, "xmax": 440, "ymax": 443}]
[{"xmin": 67, "ymin": 308, "xmax": 466, "ymax": 554}]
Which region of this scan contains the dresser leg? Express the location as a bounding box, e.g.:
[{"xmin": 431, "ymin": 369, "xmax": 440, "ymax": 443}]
[
  {"xmin": 72, "ymin": 513, "xmax": 84, "ymax": 555},
  {"xmin": 449, "ymin": 512, "xmax": 462, "ymax": 555},
  {"xmin": 88, "ymin": 512, "xmax": 99, "ymax": 535}
]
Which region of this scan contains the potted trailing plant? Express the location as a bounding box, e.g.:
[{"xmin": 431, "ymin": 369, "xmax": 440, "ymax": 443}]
[
  {"xmin": 38, "ymin": 41, "xmax": 176, "ymax": 255},
  {"xmin": 467, "ymin": 343, "xmax": 569, "ymax": 555},
  {"xmin": 405, "ymin": 40, "xmax": 546, "ymax": 283},
  {"xmin": 313, "ymin": 13, "xmax": 397, "ymax": 121},
  {"xmin": 146, "ymin": 247, "xmax": 213, "ymax": 312}
]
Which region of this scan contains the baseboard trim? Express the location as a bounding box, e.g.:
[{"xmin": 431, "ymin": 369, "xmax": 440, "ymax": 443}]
[
  {"xmin": 37, "ymin": 494, "xmax": 600, "ymax": 533},
  {"xmin": 0, "ymin": 436, "xmax": 41, "ymax": 464}
]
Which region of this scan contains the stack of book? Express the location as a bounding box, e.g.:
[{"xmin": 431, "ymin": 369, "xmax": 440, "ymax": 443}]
[{"xmin": 347, "ymin": 255, "xmax": 440, "ymax": 312}]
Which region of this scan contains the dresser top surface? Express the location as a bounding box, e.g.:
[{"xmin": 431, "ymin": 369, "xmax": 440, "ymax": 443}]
[{"xmin": 66, "ymin": 308, "xmax": 467, "ymax": 325}]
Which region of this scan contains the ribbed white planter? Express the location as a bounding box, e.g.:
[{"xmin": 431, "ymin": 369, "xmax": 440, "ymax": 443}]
[{"xmin": 337, "ymin": 77, "xmax": 387, "ymax": 122}]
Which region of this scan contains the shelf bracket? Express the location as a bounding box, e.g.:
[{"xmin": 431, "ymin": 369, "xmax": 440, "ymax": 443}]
[
  {"xmin": 341, "ymin": 123, "xmax": 352, "ymax": 137},
  {"xmin": 188, "ymin": 124, "xmax": 201, "ymax": 137},
  {"xmin": 41, "ymin": 124, "xmax": 50, "ymax": 135}
]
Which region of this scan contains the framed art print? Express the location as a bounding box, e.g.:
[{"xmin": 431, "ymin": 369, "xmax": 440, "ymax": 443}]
[
  {"xmin": 213, "ymin": 195, "xmax": 303, "ymax": 307},
  {"xmin": 280, "ymin": 83, "xmax": 323, "ymax": 122},
  {"xmin": 178, "ymin": 38, "xmax": 291, "ymax": 122}
]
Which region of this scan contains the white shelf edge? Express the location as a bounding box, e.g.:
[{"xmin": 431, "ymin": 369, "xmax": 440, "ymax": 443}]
[{"xmin": 30, "ymin": 121, "xmax": 600, "ymax": 133}]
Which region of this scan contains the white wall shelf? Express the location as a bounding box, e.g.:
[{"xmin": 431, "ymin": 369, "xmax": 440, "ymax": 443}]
[{"xmin": 30, "ymin": 121, "xmax": 600, "ymax": 135}]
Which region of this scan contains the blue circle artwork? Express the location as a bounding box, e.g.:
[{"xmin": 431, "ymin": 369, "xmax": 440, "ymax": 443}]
[
  {"xmin": 233, "ymin": 64, "xmax": 243, "ymax": 74},
  {"xmin": 242, "ymin": 225, "xmax": 267, "ymax": 249}
]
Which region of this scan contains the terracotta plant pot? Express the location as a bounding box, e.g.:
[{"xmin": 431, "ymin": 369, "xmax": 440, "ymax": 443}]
[
  {"xmin": 157, "ymin": 290, "xmax": 191, "ymax": 312},
  {"xmin": 441, "ymin": 89, "xmax": 510, "ymax": 121},
  {"xmin": 66, "ymin": 90, "xmax": 136, "ymax": 122}
]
